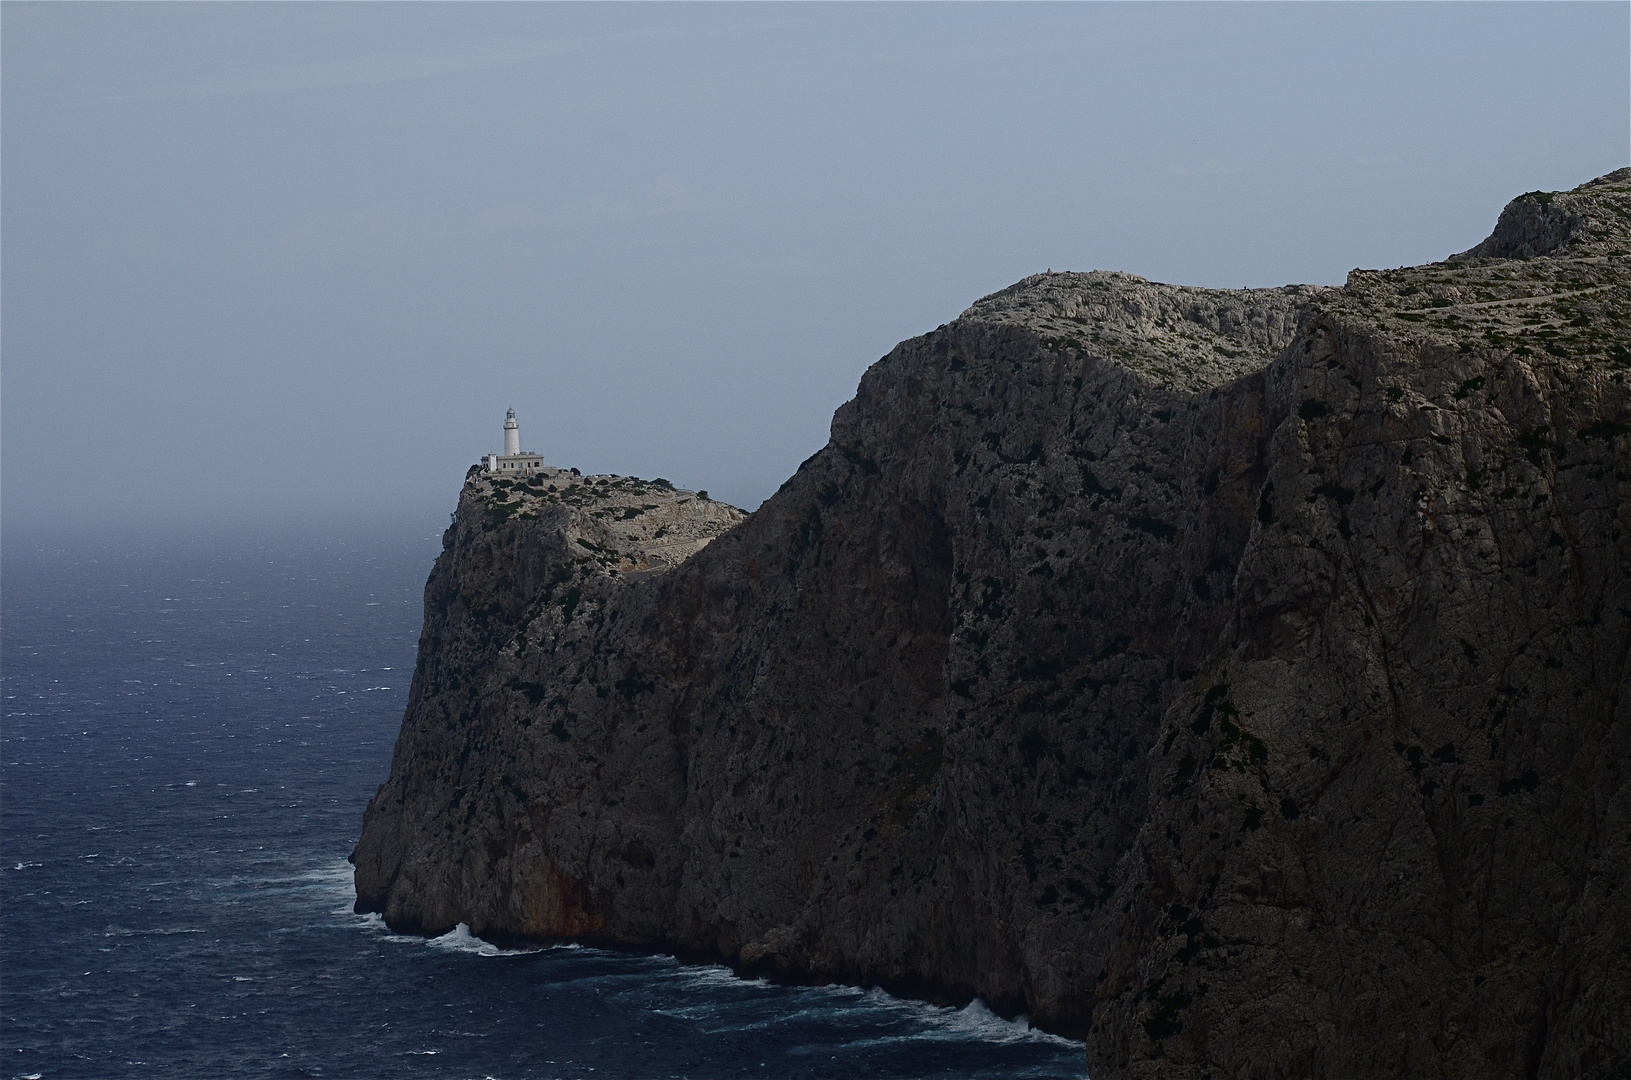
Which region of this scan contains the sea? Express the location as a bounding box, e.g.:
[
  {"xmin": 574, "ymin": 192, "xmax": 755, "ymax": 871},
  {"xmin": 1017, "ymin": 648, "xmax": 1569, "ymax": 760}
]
[{"xmin": 1, "ymin": 521, "xmax": 1086, "ymax": 1080}]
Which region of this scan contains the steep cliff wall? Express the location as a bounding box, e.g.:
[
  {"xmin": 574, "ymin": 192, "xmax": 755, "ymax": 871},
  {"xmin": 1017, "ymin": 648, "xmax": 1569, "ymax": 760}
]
[{"xmin": 355, "ymin": 170, "xmax": 1631, "ymax": 1078}]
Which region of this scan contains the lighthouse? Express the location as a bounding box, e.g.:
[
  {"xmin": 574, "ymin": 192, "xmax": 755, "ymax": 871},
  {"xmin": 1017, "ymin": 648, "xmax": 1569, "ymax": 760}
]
[
  {"xmin": 503, "ymin": 408, "xmax": 521, "ymax": 456},
  {"xmin": 485, "ymin": 408, "xmax": 546, "ymax": 473}
]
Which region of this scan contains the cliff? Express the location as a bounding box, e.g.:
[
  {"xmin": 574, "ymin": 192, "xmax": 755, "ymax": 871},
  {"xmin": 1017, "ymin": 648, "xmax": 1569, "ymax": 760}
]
[{"xmin": 354, "ymin": 170, "xmax": 1631, "ymax": 1079}]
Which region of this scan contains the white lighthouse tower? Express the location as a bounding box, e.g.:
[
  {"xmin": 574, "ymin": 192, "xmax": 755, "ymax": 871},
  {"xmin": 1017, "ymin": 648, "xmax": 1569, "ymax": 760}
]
[
  {"xmin": 485, "ymin": 407, "xmax": 546, "ymax": 473},
  {"xmin": 503, "ymin": 407, "xmax": 521, "ymax": 456}
]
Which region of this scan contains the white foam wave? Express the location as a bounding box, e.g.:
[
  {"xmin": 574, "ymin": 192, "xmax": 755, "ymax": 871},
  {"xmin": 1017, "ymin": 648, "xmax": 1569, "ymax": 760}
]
[
  {"xmin": 352, "ymin": 911, "xmax": 430, "ymax": 946},
  {"xmin": 347, "ymin": 900, "xmax": 589, "ymax": 958},
  {"xmin": 925, "ymin": 997, "xmax": 1077, "ymax": 1048},
  {"xmin": 426, "ymin": 923, "xmax": 546, "ymax": 957},
  {"xmin": 778, "ymin": 991, "xmax": 1079, "ymax": 1052},
  {"xmin": 648, "ymin": 963, "xmax": 1077, "ymax": 1051},
  {"xmin": 671, "ymin": 963, "xmax": 768, "ymax": 991}
]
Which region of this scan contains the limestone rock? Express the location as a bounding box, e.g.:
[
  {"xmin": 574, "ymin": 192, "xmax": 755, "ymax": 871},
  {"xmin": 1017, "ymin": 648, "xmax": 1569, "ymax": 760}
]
[
  {"xmin": 354, "ymin": 171, "xmax": 1631, "ymax": 1078},
  {"xmin": 1453, "ymin": 167, "xmax": 1631, "ymax": 261}
]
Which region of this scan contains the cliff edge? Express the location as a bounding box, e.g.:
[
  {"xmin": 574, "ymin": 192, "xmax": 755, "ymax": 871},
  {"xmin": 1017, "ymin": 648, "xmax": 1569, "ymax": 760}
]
[{"xmin": 355, "ymin": 170, "xmax": 1631, "ymax": 1079}]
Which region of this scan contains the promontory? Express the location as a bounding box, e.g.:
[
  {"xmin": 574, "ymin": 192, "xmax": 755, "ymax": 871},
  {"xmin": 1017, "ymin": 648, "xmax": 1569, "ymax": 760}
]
[{"xmin": 355, "ymin": 170, "xmax": 1631, "ymax": 1079}]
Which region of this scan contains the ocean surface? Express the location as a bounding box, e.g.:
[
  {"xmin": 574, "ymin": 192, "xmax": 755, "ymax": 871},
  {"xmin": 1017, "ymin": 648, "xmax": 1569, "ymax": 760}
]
[{"xmin": 1, "ymin": 523, "xmax": 1086, "ymax": 1080}]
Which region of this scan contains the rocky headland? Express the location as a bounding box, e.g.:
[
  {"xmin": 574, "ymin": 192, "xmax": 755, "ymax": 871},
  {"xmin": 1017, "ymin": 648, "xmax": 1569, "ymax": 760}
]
[{"xmin": 354, "ymin": 170, "xmax": 1631, "ymax": 1078}]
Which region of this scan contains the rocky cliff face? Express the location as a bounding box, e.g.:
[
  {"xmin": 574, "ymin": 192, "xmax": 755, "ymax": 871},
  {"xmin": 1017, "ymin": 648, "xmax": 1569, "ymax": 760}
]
[{"xmin": 354, "ymin": 170, "xmax": 1631, "ymax": 1079}]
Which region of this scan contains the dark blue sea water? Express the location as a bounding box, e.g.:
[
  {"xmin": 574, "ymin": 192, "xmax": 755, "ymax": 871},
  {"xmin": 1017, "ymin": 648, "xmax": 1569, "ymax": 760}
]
[{"xmin": 1, "ymin": 524, "xmax": 1085, "ymax": 1080}]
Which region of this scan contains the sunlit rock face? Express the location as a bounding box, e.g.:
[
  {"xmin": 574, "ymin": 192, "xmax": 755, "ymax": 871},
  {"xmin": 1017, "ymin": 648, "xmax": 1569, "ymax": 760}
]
[{"xmin": 355, "ymin": 170, "xmax": 1631, "ymax": 1080}]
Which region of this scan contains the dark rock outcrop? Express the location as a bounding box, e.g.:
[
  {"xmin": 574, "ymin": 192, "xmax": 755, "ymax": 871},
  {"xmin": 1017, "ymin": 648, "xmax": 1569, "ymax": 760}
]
[{"xmin": 355, "ymin": 171, "xmax": 1631, "ymax": 1078}]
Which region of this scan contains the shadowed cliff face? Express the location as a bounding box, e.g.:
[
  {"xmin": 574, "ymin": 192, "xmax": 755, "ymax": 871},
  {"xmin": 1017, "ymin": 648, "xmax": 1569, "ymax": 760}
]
[{"xmin": 355, "ymin": 170, "xmax": 1631, "ymax": 1079}]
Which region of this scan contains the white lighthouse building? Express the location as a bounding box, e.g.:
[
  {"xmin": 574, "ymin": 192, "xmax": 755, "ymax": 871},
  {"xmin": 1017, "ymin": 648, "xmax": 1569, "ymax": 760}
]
[
  {"xmin": 503, "ymin": 409, "xmax": 520, "ymax": 456},
  {"xmin": 485, "ymin": 408, "xmax": 546, "ymax": 473}
]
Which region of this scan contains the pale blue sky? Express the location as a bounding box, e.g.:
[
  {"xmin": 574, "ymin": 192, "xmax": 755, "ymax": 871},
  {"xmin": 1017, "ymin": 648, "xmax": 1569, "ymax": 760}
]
[{"xmin": 4, "ymin": 2, "xmax": 1626, "ymax": 536}]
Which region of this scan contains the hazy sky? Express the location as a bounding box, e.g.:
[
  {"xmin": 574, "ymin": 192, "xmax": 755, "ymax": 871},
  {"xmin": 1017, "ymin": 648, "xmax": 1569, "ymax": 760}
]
[{"xmin": 4, "ymin": 3, "xmax": 1627, "ymax": 536}]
